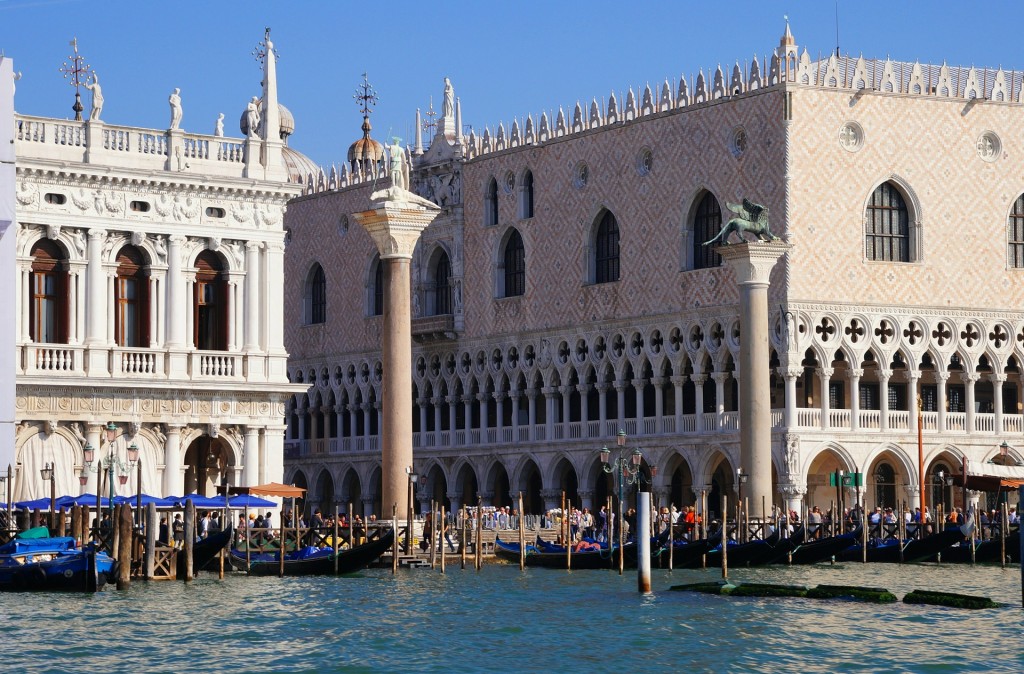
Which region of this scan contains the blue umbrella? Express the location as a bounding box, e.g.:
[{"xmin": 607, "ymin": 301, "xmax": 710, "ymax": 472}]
[
  {"xmin": 13, "ymin": 497, "xmax": 53, "ymax": 511},
  {"xmin": 113, "ymin": 494, "xmax": 178, "ymax": 508},
  {"xmin": 228, "ymin": 494, "xmax": 276, "ymax": 509},
  {"xmin": 172, "ymin": 494, "xmax": 226, "ymax": 509},
  {"xmin": 56, "ymin": 494, "xmax": 113, "ymax": 508}
]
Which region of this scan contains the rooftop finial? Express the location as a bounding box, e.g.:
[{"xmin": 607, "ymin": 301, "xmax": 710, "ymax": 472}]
[
  {"xmin": 59, "ymin": 37, "xmax": 91, "ymax": 121},
  {"xmin": 253, "ymin": 27, "xmax": 279, "ymax": 65},
  {"xmin": 422, "ymin": 95, "xmax": 437, "ymax": 136},
  {"xmin": 354, "ymin": 72, "xmax": 378, "ymax": 119}
]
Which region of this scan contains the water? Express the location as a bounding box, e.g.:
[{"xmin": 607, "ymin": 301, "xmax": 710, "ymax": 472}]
[{"xmin": 2, "ymin": 562, "xmax": 1022, "ymax": 673}]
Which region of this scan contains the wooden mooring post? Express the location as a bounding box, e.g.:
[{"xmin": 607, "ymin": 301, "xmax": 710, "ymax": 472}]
[
  {"xmin": 117, "ymin": 503, "xmax": 132, "ymax": 590},
  {"xmin": 392, "ymin": 505, "xmax": 398, "ymax": 575},
  {"xmin": 721, "ymin": 495, "xmax": 728, "ymax": 581},
  {"xmin": 460, "ymin": 505, "xmax": 467, "ymax": 570},
  {"xmin": 184, "ymin": 500, "xmax": 195, "ymax": 582},
  {"xmin": 439, "ymin": 505, "xmax": 446, "ymax": 574},
  {"xmin": 475, "ymin": 500, "xmax": 482, "ymax": 571},
  {"xmin": 145, "ymin": 503, "xmax": 157, "ymax": 580},
  {"xmin": 518, "ymin": 492, "xmax": 526, "ymax": 571},
  {"xmin": 333, "ymin": 505, "xmax": 340, "ymax": 576}
]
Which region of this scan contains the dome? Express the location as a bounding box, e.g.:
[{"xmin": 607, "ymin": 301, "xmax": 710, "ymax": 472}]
[
  {"xmin": 282, "ymin": 146, "xmax": 321, "ymax": 185},
  {"xmin": 347, "ymin": 116, "xmax": 385, "ymax": 165},
  {"xmin": 240, "ymin": 99, "xmax": 295, "ymax": 140}
]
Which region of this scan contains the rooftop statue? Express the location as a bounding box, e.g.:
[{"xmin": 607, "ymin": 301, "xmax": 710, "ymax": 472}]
[
  {"xmin": 442, "ymin": 77, "xmax": 454, "ymax": 118},
  {"xmin": 85, "ymin": 72, "xmax": 103, "ymax": 121},
  {"xmin": 214, "ymin": 112, "xmax": 225, "ymax": 137},
  {"xmin": 369, "ymin": 137, "xmax": 439, "ymax": 210},
  {"xmin": 168, "ymin": 87, "xmax": 182, "ymax": 130},
  {"xmin": 703, "ymin": 199, "xmax": 778, "ymax": 246}
]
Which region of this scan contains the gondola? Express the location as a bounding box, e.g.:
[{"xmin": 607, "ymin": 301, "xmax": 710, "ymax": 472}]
[
  {"xmin": 494, "ymin": 537, "xmax": 623, "ymax": 569},
  {"xmin": 180, "ymin": 525, "xmax": 233, "ymax": 576},
  {"xmin": 836, "ymin": 527, "xmax": 965, "ymax": 563},
  {"xmin": 700, "ymin": 528, "xmax": 793, "ymax": 568},
  {"xmin": 230, "ymin": 528, "xmax": 394, "ymax": 576},
  {"xmin": 0, "ymin": 534, "xmax": 115, "ymax": 592},
  {"xmin": 935, "ymin": 528, "xmax": 1020, "ymax": 564},
  {"xmin": 651, "ymin": 537, "xmax": 716, "ymax": 568},
  {"xmin": 785, "ymin": 527, "xmax": 860, "ymax": 565}
]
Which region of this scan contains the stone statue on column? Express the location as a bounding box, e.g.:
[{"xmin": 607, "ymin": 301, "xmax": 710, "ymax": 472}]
[
  {"xmin": 85, "ymin": 72, "xmax": 103, "ymax": 121},
  {"xmin": 168, "ymin": 88, "xmax": 183, "ymax": 129}
]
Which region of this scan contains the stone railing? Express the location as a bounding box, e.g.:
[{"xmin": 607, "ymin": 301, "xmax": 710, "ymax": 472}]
[{"xmin": 15, "ymin": 115, "xmax": 253, "ymax": 179}]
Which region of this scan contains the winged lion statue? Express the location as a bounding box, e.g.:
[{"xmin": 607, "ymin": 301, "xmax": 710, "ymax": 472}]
[{"xmin": 703, "ymin": 199, "xmax": 778, "ymax": 246}]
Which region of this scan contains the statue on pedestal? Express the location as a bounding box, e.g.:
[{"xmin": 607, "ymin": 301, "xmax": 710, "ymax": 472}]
[
  {"xmin": 704, "ymin": 198, "xmax": 778, "ymax": 245},
  {"xmin": 168, "ymin": 88, "xmax": 182, "ymax": 129},
  {"xmin": 85, "ymin": 72, "xmax": 103, "ymax": 121}
]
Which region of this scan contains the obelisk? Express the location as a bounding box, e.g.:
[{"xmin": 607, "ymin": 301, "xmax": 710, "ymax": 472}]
[
  {"xmin": 351, "ymin": 148, "xmax": 440, "ymax": 519},
  {"xmin": 717, "ymin": 240, "xmax": 791, "ymax": 520}
]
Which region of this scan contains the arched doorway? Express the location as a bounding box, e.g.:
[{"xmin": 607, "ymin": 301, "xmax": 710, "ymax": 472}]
[
  {"xmin": 340, "ymin": 467, "xmax": 361, "ymax": 518},
  {"xmin": 183, "ymin": 435, "xmax": 232, "ymax": 496},
  {"xmin": 520, "ymin": 460, "xmax": 543, "ymax": 514},
  {"xmin": 291, "ymin": 470, "xmax": 308, "ymax": 517},
  {"xmin": 455, "ymin": 463, "xmax": 478, "ymax": 511},
  {"xmin": 553, "ymin": 457, "xmax": 579, "ymax": 508},
  {"xmin": 315, "ymin": 468, "xmax": 335, "ymax": 516}
]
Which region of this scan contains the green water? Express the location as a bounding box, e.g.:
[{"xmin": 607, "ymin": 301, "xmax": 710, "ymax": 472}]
[{"xmin": 2, "ymin": 562, "xmax": 1022, "ymax": 673}]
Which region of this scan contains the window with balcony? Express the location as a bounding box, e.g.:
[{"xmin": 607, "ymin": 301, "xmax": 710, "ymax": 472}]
[
  {"xmin": 29, "ymin": 239, "xmax": 69, "ymax": 344},
  {"xmin": 115, "ymin": 245, "xmax": 150, "ymax": 347},
  {"xmin": 193, "ymin": 250, "xmax": 228, "ymax": 351}
]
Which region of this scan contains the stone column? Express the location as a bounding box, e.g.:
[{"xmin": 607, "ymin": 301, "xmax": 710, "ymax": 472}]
[
  {"xmin": 817, "ymin": 367, "xmax": 833, "ymax": 431},
  {"xmin": 560, "ymin": 385, "xmax": 572, "ymax": 437},
  {"xmin": 243, "ymin": 425, "xmax": 260, "ymax": 486},
  {"xmin": 494, "ymin": 391, "xmax": 506, "ymax": 441},
  {"xmin": 848, "ymin": 368, "xmax": 862, "ymax": 432},
  {"xmin": 908, "ymin": 371, "xmax": 920, "ymax": 434},
  {"xmin": 878, "ymin": 369, "xmax": 891, "ymax": 433},
  {"xmin": 264, "ymin": 426, "xmax": 286, "ymax": 487},
  {"xmin": 692, "ymin": 375, "xmax": 706, "ymax": 432},
  {"xmin": 476, "ymin": 393, "xmax": 488, "ymax": 439},
  {"xmin": 632, "ymin": 378, "xmax": 645, "ymax": 426},
  {"xmin": 779, "ymin": 484, "xmax": 806, "ymax": 522},
  {"xmin": 165, "ymin": 235, "xmax": 185, "ymax": 347},
  {"xmin": 652, "ymin": 377, "xmax": 665, "ymax": 430},
  {"xmin": 462, "ymin": 395, "xmax": 473, "ymax": 435},
  {"xmin": 782, "ymin": 367, "xmax": 801, "ymax": 428},
  {"xmin": 526, "ymin": 389, "xmax": 538, "ymax": 441},
  {"xmin": 84, "ymin": 229, "xmax": 107, "ymax": 346},
  {"xmin": 540, "ymin": 489, "xmax": 561, "ymax": 513},
  {"xmin": 447, "ymin": 395, "xmax": 459, "ymax": 440},
  {"xmin": 163, "ymin": 425, "xmax": 184, "ymax": 497},
  {"xmin": 432, "ymin": 397, "xmax": 444, "ymax": 445},
  {"xmin": 577, "ymin": 385, "xmax": 590, "ymax": 434},
  {"xmin": 578, "ymin": 489, "xmax": 594, "ymax": 511},
  {"xmin": 671, "ymin": 375, "xmax": 685, "ymax": 431},
  {"xmin": 717, "ymin": 241, "xmax": 791, "ymax": 522},
  {"xmin": 596, "ymin": 383, "xmax": 609, "ymax": 434},
  {"xmin": 992, "ymin": 373, "xmax": 1006, "ymax": 435},
  {"xmin": 963, "ymin": 373, "xmax": 978, "ymax": 433},
  {"xmin": 711, "ymin": 372, "xmax": 728, "ymax": 430},
  {"xmin": 614, "ymin": 383, "xmax": 626, "ymax": 430},
  {"xmin": 508, "ymin": 393, "xmax": 520, "ymax": 442},
  {"xmin": 542, "ymin": 387, "xmax": 556, "ymax": 440},
  {"xmin": 936, "ymin": 371, "xmax": 948, "ymax": 433},
  {"xmin": 351, "ymin": 194, "xmax": 439, "ymax": 519}
]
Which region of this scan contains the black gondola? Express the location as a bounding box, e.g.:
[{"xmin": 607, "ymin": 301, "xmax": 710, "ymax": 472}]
[
  {"xmin": 786, "ymin": 527, "xmax": 860, "ymax": 564},
  {"xmin": 231, "ymin": 528, "xmax": 394, "ymax": 576},
  {"xmin": 835, "ymin": 527, "xmax": 964, "ymax": 563},
  {"xmin": 493, "ymin": 537, "xmax": 623, "ymax": 569},
  {"xmin": 178, "ymin": 525, "xmax": 233, "ymax": 577}
]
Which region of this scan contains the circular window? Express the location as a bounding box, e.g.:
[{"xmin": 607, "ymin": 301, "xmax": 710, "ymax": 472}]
[
  {"xmin": 838, "ymin": 122, "xmax": 864, "ymax": 152},
  {"xmin": 573, "ymin": 161, "xmax": 589, "ymax": 189},
  {"xmin": 503, "ymin": 171, "xmax": 515, "ymax": 194},
  {"xmin": 730, "ymin": 127, "xmax": 748, "ymax": 158},
  {"xmin": 637, "ymin": 148, "xmax": 653, "ymax": 176},
  {"xmin": 977, "ymin": 131, "xmax": 1001, "ymax": 162}
]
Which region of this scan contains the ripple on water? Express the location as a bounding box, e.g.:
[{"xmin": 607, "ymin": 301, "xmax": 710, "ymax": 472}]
[{"xmin": 2, "ymin": 563, "xmax": 1024, "ymax": 672}]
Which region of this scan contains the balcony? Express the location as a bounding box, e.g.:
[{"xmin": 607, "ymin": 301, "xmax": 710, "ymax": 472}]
[{"xmin": 411, "ymin": 314, "xmax": 456, "ymax": 343}]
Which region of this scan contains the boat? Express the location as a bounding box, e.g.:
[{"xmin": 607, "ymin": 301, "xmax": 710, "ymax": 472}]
[
  {"xmin": 651, "ymin": 537, "xmax": 716, "ymax": 568},
  {"xmin": 700, "ymin": 528, "xmax": 795, "ymax": 568},
  {"xmin": 180, "ymin": 525, "xmax": 234, "ymax": 576},
  {"xmin": 836, "ymin": 527, "xmax": 965, "ymax": 563},
  {"xmin": 786, "ymin": 527, "xmax": 860, "ymax": 565},
  {"xmin": 0, "ymin": 532, "xmax": 115, "ymax": 592},
  {"xmin": 230, "ymin": 528, "xmax": 394, "ymax": 576},
  {"xmin": 936, "ymin": 528, "xmax": 1020, "ymax": 564},
  {"xmin": 494, "ymin": 537, "xmax": 623, "ymax": 569}
]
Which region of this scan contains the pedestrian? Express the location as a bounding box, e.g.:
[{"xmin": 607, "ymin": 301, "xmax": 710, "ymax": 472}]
[{"xmin": 172, "ymin": 513, "xmax": 184, "ymax": 549}]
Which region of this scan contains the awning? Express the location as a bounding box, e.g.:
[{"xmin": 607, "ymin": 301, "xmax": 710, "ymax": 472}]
[
  {"xmin": 231, "ymin": 483, "xmax": 305, "ymax": 498},
  {"xmin": 952, "ymin": 459, "xmax": 1024, "ymax": 491},
  {"xmin": 228, "ymin": 494, "xmax": 276, "ymax": 509}
]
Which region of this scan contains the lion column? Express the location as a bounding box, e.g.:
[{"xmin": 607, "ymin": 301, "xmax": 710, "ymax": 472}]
[
  {"xmin": 717, "ymin": 241, "xmax": 791, "ymax": 523},
  {"xmin": 352, "ymin": 195, "xmax": 440, "ymax": 521}
]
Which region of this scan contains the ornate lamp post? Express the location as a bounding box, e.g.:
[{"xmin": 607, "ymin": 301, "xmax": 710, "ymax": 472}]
[
  {"xmin": 82, "ymin": 423, "xmax": 139, "ymax": 523},
  {"xmin": 40, "ymin": 462, "xmax": 56, "ymax": 531},
  {"xmin": 599, "ymin": 430, "xmax": 644, "ymax": 579},
  {"xmin": 405, "ymin": 466, "xmax": 418, "ymax": 554}
]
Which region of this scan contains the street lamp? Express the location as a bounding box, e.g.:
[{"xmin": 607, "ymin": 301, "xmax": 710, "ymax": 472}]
[
  {"xmin": 405, "ymin": 466, "xmax": 418, "ymax": 554},
  {"xmin": 998, "ymin": 441, "xmax": 1011, "ymax": 464},
  {"xmin": 81, "ymin": 423, "xmax": 139, "ymax": 524},
  {"xmin": 40, "ymin": 462, "xmax": 56, "ymax": 531},
  {"xmin": 599, "ymin": 431, "xmax": 645, "ymax": 575}
]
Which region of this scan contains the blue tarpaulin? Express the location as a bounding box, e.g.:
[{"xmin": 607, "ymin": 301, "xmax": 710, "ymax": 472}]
[{"xmin": 171, "ymin": 494, "xmax": 227, "ymax": 509}]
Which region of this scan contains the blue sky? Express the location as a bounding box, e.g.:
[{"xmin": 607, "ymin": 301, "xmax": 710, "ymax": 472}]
[{"xmin": 2, "ymin": 0, "xmax": 1024, "ymax": 169}]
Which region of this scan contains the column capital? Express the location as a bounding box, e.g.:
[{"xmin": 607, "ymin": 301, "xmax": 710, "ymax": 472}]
[
  {"xmin": 781, "ymin": 366, "xmax": 803, "ymax": 379},
  {"xmin": 777, "ymin": 483, "xmax": 807, "ymax": 498},
  {"xmin": 651, "ymin": 377, "xmax": 666, "ymax": 387},
  {"xmin": 959, "ymin": 372, "xmax": 980, "ymax": 384},
  {"xmin": 630, "ymin": 378, "xmax": 646, "ymax": 388},
  {"xmin": 847, "ymin": 368, "xmax": 864, "ymax": 379},
  {"xmin": 559, "ymin": 385, "xmax": 574, "ymax": 395},
  {"xmin": 243, "ymin": 425, "xmax": 262, "ymax": 437},
  {"xmin": 445, "ymin": 395, "xmax": 460, "ymax": 405},
  {"xmin": 690, "ymin": 374, "xmax": 707, "ymax": 386},
  {"xmin": 493, "ymin": 391, "xmax": 508, "ymax": 402},
  {"xmin": 817, "ymin": 367, "xmax": 834, "ymax": 379},
  {"xmin": 988, "ymin": 373, "xmax": 1007, "ymax": 384},
  {"xmin": 541, "ymin": 386, "xmax": 557, "ymax": 397},
  {"xmin": 351, "ymin": 198, "xmax": 441, "ymax": 260},
  {"xmin": 877, "ymin": 368, "xmax": 892, "ymax": 381},
  {"xmin": 670, "ymin": 375, "xmax": 687, "ymax": 386},
  {"xmin": 430, "ymin": 396, "xmax": 444, "ymax": 406},
  {"xmin": 244, "ymin": 240, "xmax": 263, "ymax": 252},
  {"xmin": 711, "ymin": 372, "xmax": 730, "ymax": 384},
  {"xmin": 576, "ymin": 385, "xmax": 589, "ymax": 395},
  {"xmin": 715, "ymin": 240, "xmax": 792, "ymax": 286}
]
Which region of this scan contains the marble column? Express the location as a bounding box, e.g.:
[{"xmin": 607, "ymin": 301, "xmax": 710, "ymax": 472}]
[
  {"xmin": 848, "ymin": 368, "xmax": 862, "ymax": 432},
  {"xmin": 878, "ymin": 369, "xmax": 891, "ymax": 433},
  {"xmin": 671, "ymin": 375, "xmax": 685, "ymax": 431},
  {"xmin": 935, "ymin": 371, "xmax": 948, "ymax": 432},
  {"xmin": 782, "ymin": 367, "xmax": 801, "ymax": 428},
  {"xmin": 596, "ymin": 383, "xmax": 609, "ymax": 434},
  {"xmin": 242, "ymin": 425, "xmax": 260, "ymax": 486},
  {"xmin": 692, "ymin": 375, "xmax": 706, "ymax": 432},
  {"xmin": 818, "ymin": 367, "xmax": 833, "ymax": 431},
  {"xmin": 963, "ymin": 373, "xmax": 978, "ymax": 433},
  {"xmin": 717, "ymin": 241, "xmax": 791, "ymax": 522},
  {"xmin": 352, "ymin": 194, "xmax": 439, "ymax": 518},
  {"xmin": 84, "ymin": 229, "xmax": 106, "ymax": 346},
  {"xmin": 526, "ymin": 389, "xmax": 538, "ymax": 441},
  {"xmin": 908, "ymin": 372, "xmax": 920, "ymax": 434},
  {"xmin": 992, "ymin": 373, "xmax": 1006, "ymax": 435},
  {"xmin": 711, "ymin": 373, "xmax": 728, "ymax": 430},
  {"xmin": 163, "ymin": 425, "xmax": 183, "ymax": 497}
]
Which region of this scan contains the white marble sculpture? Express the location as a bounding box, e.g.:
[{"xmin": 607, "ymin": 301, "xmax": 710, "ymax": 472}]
[
  {"xmin": 214, "ymin": 112, "xmax": 224, "ymax": 137},
  {"xmin": 85, "ymin": 72, "xmax": 103, "ymax": 121},
  {"xmin": 168, "ymin": 88, "xmax": 182, "ymax": 129}
]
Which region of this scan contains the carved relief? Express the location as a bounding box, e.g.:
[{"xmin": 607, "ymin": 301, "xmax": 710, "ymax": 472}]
[
  {"xmin": 16, "ymin": 181, "xmax": 38, "ymax": 207},
  {"xmin": 232, "ymin": 203, "xmax": 255, "ymax": 226}
]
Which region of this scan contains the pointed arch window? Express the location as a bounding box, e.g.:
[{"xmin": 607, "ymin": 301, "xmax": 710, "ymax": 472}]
[
  {"xmin": 115, "ymin": 245, "xmax": 150, "ymax": 347},
  {"xmin": 520, "ymin": 170, "xmax": 534, "ymax": 219},
  {"xmin": 594, "ymin": 210, "xmax": 620, "ymax": 284},
  {"xmin": 431, "ymin": 251, "xmax": 452, "ymax": 315},
  {"xmin": 865, "ymin": 182, "xmax": 910, "ymax": 262},
  {"xmin": 1009, "ymin": 194, "xmax": 1024, "ymax": 268},
  {"xmin": 371, "ymin": 255, "xmax": 384, "ymax": 316},
  {"xmin": 29, "ymin": 239, "xmax": 69, "ymax": 344},
  {"xmin": 484, "ymin": 177, "xmax": 498, "ymax": 226},
  {"xmin": 692, "ymin": 192, "xmax": 722, "ymax": 270},
  {"xmin": 503, "ymin": 229, "xmax": 525, "ymax": 297},
  {"xmin": 304, "ymin": 263, "xmax": 326, "ymax": 324},
  {"xmin": 193, "ymin": 250, "xmax": 228, "ymax": 351}
]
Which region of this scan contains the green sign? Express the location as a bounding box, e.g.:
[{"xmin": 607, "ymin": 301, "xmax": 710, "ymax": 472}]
[{"xmin": 829, "ymin": 472, "xmax": 863, "ymax": 487}]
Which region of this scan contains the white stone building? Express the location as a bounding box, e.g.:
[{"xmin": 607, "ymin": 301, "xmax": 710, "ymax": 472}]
[
  {"xmin": 284, "ymin": 26, "xmax": 1024, "ymax": 520},
  {"xmin": 11, "ymin": 33, "xmax": 307, "ymax": 501},
  {"xmin": 1, "ymin": 56, "xmax": 16, "ymax": 480}
]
